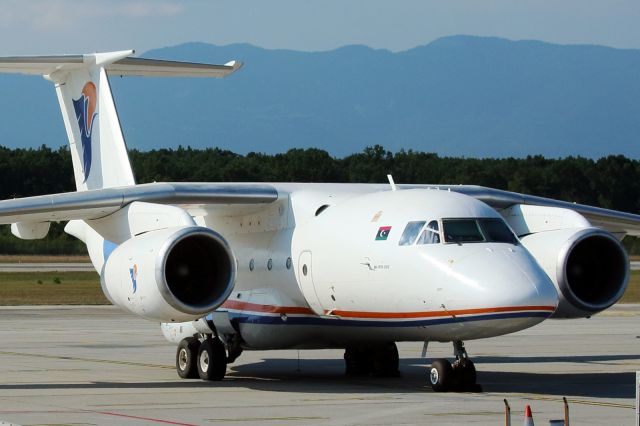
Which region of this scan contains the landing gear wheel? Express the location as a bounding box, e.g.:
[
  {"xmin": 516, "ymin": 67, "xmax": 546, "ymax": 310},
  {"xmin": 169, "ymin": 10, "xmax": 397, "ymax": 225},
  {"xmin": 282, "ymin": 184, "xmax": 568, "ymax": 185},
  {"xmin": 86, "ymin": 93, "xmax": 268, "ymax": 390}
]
[
  {"xmin": 344, "ymin": 346, "xmax": 368, "ymax": 376},
  {"xmin": 344, "ymin": 342, "xmax": 400, "ymax": 377},
  {"xmin": 457, "ymin": 360, "xmax": 477, "ymax": 390},
  {"xmin": 176, "ymin": 337, "xmax": 200, "ymax": 379},
  {"xmin": 371, "ymin": 342, "xmax": 400, "ymax": 377},
  {"xmin": 451, "ymin": 340, "xmax": 481, "ymax": 392},
  {"xmin": 429, "ymin": 358, "xmax": 453, "ymax": 392},
  {"xmin": 197, "ymin": 337, "xmax": 227, "ymax": 381}
]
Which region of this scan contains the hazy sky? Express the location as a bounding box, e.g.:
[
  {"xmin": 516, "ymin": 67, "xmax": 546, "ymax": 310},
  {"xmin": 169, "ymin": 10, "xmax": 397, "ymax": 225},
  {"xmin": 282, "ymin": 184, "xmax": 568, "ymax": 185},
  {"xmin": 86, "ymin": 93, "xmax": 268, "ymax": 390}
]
[{"xmin": 0, "ymin": 0, "xmax": 638, "ymax": 55}]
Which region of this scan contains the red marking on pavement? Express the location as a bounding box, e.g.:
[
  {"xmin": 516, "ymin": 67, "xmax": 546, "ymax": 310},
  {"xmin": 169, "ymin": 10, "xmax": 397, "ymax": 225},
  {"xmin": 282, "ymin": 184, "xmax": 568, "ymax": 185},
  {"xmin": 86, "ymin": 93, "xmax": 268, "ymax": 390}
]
[{"xmin": 96, "ymin": 411, "xmax": 199, "ymax": 426}]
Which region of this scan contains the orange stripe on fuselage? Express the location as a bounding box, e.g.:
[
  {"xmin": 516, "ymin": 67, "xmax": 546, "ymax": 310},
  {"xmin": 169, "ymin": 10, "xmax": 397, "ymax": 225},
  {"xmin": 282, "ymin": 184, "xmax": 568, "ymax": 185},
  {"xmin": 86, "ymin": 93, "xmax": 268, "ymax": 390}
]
[
  {"xmin": 330, "ymin": 305, "xmax": 556, "ymax": 319},
  {"xmin": 220, "ymin": 300, "xmax": 555, "ymax": 319},
  {"xmin": 221, "ymin": 299, "xmax": 314, "ymax": 315}
]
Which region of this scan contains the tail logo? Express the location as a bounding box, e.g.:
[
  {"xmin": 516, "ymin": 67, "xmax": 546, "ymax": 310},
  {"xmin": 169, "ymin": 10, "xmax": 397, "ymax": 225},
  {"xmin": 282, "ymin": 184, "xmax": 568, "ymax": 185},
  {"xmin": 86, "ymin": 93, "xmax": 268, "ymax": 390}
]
[
  {"xmin": 72, "ymin": 82, "xmax": 97, "ymax": 182},
  {"xmin": 129, "ymin": 264, "xmax": 138, "ymax": 294}
]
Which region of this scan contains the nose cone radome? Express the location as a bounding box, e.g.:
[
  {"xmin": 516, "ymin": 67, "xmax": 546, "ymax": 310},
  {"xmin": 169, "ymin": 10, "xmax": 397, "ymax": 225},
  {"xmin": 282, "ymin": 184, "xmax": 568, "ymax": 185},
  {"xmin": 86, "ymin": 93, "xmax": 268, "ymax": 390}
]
[{"xmin": 446, "ymin": 245, "xmax": 558, "ymax": 337}]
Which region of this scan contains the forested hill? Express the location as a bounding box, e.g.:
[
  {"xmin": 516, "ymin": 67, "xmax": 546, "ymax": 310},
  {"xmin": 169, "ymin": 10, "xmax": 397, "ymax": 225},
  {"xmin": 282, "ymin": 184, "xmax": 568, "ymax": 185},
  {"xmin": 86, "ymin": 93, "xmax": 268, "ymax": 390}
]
[
  {"xmin": 1, "ymin": 36, "xmax": 640, "ymax": 158},
  {"xmin": 1, "ymin": 145, "xmax": 639, "ymax": 254}
]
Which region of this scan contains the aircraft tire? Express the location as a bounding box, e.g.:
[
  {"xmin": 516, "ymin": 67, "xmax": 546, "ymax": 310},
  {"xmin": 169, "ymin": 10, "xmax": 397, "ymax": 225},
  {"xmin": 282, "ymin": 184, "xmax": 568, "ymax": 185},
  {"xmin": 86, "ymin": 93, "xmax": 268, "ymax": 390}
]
[
  {"xmin": 458, "ymin": 360, "xmax": 476, "ymax": 390},
  {"xmin": 197, "ymin": 338, "xmax": 227, "ymax": 381},
  {"xmin": 371, "ymin": 342, "xmax": 400, "ymax": 377},
  {"xmin": 176, "ymin": 337, "xmax": 200, "ymax": 379},
  {"xmin": 344, "ymin": 346, "xmax": 369, "ymax": 375},
  {"xmin": 429, "ymin": 358, "xmax": 453, "ymax": 392}
]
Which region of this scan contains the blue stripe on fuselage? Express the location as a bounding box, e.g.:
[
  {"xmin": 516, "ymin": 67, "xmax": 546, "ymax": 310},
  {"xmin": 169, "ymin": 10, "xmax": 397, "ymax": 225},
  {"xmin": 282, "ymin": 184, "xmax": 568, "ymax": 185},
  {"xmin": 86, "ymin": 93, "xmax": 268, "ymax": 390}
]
[{"xmin": 225, "ymin": 311, "xmax": 550, "ymax": 328}]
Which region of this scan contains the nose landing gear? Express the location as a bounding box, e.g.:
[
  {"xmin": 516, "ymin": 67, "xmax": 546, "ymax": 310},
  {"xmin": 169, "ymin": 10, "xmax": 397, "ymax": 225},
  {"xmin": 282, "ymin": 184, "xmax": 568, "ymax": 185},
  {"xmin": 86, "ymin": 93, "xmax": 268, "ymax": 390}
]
[{"xmin": 428, "ymin": 340, "xmax": 481, "ymax": 392}]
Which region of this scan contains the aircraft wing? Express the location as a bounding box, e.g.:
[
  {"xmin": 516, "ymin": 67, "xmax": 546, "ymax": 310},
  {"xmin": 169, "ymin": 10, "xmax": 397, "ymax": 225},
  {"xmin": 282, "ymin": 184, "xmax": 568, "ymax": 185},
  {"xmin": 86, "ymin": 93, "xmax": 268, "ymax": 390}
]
[
  {"xmin": 0, "ymin": 182, "xmax": 278, "ymax": 224},
  {"xmin": 0, "ymin": 182, "xmax": 638, "ymax": 236},
  {"xmin": 402, "ymin": 184, "xmax": 640, "ymax": 237}
]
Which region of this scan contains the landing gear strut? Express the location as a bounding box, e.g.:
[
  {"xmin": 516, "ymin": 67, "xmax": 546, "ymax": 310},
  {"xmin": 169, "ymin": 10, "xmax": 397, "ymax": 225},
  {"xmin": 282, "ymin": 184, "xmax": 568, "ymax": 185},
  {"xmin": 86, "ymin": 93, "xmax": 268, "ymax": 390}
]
[
  {"xmin": 176, "ymin": 336, "xmax": 228, "ymax": 381},
  {"xmin": 344, "ymin": 342, "xmax": 400, "ymax": 377},
  {"xmin": 428, "ymin": 340, "xmax": 480, "ymax": 392}
]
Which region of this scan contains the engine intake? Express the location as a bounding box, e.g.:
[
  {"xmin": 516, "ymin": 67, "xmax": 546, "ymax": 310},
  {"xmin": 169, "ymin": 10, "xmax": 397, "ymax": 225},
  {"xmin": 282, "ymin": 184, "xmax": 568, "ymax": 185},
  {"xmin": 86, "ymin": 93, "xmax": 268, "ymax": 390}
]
[
  {"xmin": 521, "ymin": 228, "xmax": 629, "ymax": 318},
  {"xmin": 561, "ymin": 231, "xmax": 628, "ymax": 310},
  {"xmin": 102, "ymin": 226, "xmax": 236, "ymax": 322}
]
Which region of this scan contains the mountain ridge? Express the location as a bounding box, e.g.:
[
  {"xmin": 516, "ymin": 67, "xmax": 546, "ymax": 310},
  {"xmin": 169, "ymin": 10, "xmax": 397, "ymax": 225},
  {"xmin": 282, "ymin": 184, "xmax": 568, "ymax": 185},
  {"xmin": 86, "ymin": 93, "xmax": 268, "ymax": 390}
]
[{"xmin": 0, "ymin": 35, "xmax": 638, "ymax": 158}]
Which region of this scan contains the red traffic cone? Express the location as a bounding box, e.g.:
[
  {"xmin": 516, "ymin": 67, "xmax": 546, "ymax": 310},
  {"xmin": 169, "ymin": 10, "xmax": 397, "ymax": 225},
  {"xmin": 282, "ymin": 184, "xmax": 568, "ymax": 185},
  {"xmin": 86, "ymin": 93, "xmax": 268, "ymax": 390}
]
[{"xmin": 523, "ymin": 405, "xmax": 534, "ymax": 426}]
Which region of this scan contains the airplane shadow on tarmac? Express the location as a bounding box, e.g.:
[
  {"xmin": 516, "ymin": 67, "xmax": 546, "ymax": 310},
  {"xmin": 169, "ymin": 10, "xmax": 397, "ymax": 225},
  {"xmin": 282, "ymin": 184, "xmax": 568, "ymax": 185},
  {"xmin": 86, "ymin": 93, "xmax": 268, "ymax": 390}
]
[{"xmin": 0, "ymin": 355, "xmax": 636, "ymax": 399}]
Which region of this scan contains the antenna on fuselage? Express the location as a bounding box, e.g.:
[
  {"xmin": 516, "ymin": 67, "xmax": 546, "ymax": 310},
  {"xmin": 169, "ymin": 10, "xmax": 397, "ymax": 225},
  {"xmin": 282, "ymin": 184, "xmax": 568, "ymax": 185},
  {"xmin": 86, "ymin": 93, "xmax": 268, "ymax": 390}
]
[{"xmin": 387, "ymin": 174, "xmax": 397, "ymax": 191}]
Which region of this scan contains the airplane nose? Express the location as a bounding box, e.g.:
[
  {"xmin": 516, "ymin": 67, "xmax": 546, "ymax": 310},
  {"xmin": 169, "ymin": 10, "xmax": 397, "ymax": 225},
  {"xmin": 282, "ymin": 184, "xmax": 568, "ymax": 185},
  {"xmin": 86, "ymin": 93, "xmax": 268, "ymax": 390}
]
[
  {"xmin": 456, "ymin": 246, "xmax": 558, "ymax": 306},
  {"xmin": 443, "ymin": 246, "xmax": 559, "ymax": 334}
]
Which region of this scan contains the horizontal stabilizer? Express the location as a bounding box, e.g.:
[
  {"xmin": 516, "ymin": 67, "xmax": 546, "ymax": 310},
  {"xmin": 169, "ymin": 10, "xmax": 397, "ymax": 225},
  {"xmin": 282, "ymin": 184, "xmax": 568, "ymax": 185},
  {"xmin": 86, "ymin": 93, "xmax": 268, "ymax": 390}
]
[{"xmin": 0, "ymin": 51, "xmax": 242, "ymax": 78}]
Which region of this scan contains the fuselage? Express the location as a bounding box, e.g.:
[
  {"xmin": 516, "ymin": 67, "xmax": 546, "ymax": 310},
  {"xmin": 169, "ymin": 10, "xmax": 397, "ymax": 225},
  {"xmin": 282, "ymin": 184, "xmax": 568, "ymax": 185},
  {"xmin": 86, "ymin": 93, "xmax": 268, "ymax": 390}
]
[{"xmin": 189, "ymin": 184, "xmax": 559, "ymax": 349}]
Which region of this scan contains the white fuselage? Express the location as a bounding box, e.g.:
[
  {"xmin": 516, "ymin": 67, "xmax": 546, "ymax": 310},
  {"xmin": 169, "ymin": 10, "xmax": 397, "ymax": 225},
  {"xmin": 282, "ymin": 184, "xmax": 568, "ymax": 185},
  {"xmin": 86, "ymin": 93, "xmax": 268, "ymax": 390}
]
[{"xmin": 172, "ymin": 184, "xmax": 559, "ymax": 350}]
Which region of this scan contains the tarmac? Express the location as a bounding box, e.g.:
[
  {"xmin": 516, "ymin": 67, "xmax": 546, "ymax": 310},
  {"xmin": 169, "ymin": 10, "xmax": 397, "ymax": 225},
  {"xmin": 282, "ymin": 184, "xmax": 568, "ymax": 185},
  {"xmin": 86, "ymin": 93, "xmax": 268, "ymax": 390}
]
[{"xmin": 0, "ymin": 305, "xmax": 638, "ymax": 426}]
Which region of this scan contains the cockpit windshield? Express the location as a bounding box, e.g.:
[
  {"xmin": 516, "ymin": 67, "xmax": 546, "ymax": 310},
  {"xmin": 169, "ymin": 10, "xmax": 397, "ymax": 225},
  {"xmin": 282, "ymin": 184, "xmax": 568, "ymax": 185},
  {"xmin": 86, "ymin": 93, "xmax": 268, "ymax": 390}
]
[
  {"xmin": 399, "ymin": 220, "xmax": 441, "ymax": 246},
  {"xmin": 442, "ymin": 219, "xmax": 484, "ymax": 243},
  {"xmin": 480, "ymin": 218, "xmax": 519, "ymax": 244},
  {"xmin": 399, "ymin": 218, "xmax": 517, "ymax": 246},
  {"xmin": 442, "ymin": 218, "xmax": 518, "ymax": 244},
  {"xmin": 399, "ymin": 221, "xmax": 426, "ymax": 246}
]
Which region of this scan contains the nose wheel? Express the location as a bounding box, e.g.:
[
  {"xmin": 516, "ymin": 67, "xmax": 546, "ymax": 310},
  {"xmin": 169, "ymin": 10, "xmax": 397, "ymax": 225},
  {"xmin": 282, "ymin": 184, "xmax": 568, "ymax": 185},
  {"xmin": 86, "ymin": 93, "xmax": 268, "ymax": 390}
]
[{"xmin": 428, "ymin": 341, "xmax": 481, "ymax": 392}]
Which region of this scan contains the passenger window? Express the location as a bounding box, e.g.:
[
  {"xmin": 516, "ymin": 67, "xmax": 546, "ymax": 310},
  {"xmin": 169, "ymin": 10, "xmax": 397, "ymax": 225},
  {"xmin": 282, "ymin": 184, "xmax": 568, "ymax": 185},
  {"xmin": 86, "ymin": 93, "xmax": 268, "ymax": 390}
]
[
  {"xmin": 416, "ymin": 220, "xmax": 440, "ymax": 244},
  {"xmin": 399, "ymin": 221, "xmax": 426, "ymax": 246}
]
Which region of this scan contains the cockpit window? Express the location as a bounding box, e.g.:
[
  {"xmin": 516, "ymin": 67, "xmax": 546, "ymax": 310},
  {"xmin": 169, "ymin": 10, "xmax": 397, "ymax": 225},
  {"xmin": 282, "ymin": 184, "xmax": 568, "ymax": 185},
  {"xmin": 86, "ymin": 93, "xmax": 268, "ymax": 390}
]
[
  {"xmin": 399, "ymin": 221, "xmax": 426, "ymax": 246},
  {"xmin": 416, "ymin": 220, "xmax": 440, "ymax": 244},
  {"xmin": 442, "ymin": 219, "xmax": 484, "ymax": 243},
  {"xmin": 442, "ymin": 218, "xmax": 518, "ymax": 244},
  {"xmin": 479, "ymin": 218, "xmax": 518, "ymax": 244}
]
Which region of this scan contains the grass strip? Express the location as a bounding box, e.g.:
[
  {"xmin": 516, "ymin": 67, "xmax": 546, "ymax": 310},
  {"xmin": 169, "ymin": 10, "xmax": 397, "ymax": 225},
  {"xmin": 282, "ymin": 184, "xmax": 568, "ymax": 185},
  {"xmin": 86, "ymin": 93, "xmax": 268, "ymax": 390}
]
[
  {"xmin": 0, "ymin": 271, "xmax": 108, "ymax": 305},
  {"xmin": 620, "ymin": 270, "xmax": 640, "ymax": 303},
  {"xmin": 0, "ymin": 270, "xmax": 638, "ymax": 306},
  {"xmin": 0, "ymin": 254, "xmax": 91, "ymax": 263}
]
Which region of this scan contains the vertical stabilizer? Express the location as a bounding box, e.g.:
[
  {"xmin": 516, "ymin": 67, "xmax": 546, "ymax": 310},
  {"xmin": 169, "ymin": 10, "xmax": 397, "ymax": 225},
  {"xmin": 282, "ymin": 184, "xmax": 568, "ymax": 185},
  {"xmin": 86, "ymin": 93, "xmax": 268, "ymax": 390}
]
[
  {"xmin": 0, "ymin": 51, "xmax": 241, "ymax": 192},
  {"xmin": 46, "ymin": 51, "xmax": 135, "ymax": 191}
]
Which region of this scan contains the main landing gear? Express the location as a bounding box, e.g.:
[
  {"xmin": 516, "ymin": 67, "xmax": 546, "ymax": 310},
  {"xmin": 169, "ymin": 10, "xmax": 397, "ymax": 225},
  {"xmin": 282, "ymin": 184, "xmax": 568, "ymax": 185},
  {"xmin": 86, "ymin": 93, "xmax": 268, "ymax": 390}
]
[
  {"xmin": 429, "ymin": 340, "xmax": 481, "ymax": 392},
  {"xmin": 176, "ymin": 336, "xmax": 230, "ymax": 381},
  {"xmin": 344, "ymin": 342, "xmax": 400, "ymax": 377}
]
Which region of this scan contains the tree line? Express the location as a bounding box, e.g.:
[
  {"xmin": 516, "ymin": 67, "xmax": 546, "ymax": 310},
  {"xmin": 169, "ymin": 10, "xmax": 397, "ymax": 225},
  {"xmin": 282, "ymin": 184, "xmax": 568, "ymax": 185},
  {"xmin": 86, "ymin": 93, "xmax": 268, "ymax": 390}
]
[{"xmin": 0, "ymin": 144, "xmax": 638, "ymax": 254}]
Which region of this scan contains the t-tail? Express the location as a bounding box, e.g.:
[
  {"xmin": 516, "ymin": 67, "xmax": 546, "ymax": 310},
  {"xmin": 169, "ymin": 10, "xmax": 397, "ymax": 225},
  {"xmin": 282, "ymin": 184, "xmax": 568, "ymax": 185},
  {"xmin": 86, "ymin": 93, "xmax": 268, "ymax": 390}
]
[
  {"xmin": 0, "ymin": 50, "xmax": 242, "ymax": 275},
  {"xmin": 0, "ymin": 50, "xmax": 242, "ymax": 191}
]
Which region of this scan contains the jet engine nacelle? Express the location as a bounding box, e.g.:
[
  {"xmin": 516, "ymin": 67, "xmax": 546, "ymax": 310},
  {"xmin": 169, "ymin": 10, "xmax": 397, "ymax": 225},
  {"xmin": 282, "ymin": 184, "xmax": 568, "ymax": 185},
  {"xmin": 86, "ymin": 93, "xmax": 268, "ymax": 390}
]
[
  {"xmin": 101, "ymin": 226, "xmax": 236, "ymax": 322},
  {"xmin": 520, "ymin": 227, "xmax": 628, "ymax": 318}
]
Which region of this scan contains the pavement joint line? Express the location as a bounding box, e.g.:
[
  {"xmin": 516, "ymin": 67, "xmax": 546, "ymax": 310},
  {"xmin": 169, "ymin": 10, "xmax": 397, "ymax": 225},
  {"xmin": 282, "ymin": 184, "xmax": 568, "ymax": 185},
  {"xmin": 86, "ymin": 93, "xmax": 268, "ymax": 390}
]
[
  {"xmin": 206, "ymin": 416, "xmax": 328, "ymax": 422},
  {"xmin": 0, "ymin": 350, "xmax": 172, "ymax": 369},
  {"xmin": 496, "ymin": 393, "xmax": 635, "ymax": 410},
  {"xmin": 0, "ymin": 407, "xmax": 200, "ymax": 426},
  {"xmin": 427, "ymin": 411, "xmax": 503, "ymax": 416}
]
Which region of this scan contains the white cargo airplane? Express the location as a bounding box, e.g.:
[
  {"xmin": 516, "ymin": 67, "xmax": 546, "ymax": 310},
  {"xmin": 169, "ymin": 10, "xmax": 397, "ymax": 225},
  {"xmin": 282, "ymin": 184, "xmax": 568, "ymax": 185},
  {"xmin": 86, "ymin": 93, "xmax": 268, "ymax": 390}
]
[{"xmin": 0, "ymin": 50, "xmax": 636, "ymax": 392}]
